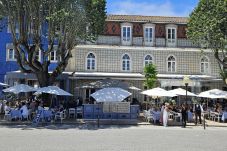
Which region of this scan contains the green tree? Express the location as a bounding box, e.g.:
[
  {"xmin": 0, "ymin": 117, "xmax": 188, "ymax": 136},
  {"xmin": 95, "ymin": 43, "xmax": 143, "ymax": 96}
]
[
  {"xmin": 0, "ymin": 0, "xmax": 106, "ymax": 87},
  {"xmin": 143, "ymin": 63, "xmax": 158, "ymax": 89},
  {"xmin": 187, "ymin": 0, "xmax": 227, "ymax": 81}
]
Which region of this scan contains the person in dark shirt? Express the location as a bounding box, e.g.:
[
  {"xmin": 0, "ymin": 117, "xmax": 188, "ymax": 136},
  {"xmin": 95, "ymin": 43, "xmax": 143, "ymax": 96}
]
[
  {"xmin": 194, "ymin": 103, "xmax": 202, "ymax": 125},
  {"xmin": 181, "ymin": 103, "xmax": 187, "ymax": 128}
]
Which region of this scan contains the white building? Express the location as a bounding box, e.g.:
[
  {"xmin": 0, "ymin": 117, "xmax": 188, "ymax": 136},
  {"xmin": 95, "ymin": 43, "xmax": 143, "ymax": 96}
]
[{"xmin": 6, "ymin": 15, "xmax": 225, "ymax": 102}]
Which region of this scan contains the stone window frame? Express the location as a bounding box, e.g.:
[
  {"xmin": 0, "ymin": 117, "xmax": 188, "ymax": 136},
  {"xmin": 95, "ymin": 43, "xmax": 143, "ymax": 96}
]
[
  {"xmin": 143, "ymin": 54, "xmax": 154, "ymax": 67},
  {"xmin": 143, "ymin": 24, "xmax": 155, "ymax": 46},
  {"xmin": 6, "ymin": 43, "xmax": 16, "ymax": 61},
  {"xmin": 121, "ymin": 53, "xmax": 131, "ymax": 72},
  {"xmin": 121, "ymin": 23, "xmax": 133, "ymax": 46},
  {"xmin": 85, "ymin": 52, "xmax": 96, "ymax": 71},
  {"xmin": 200, "ymin": 56, "xmax": 210, "ymax": 74},
  {"xmin": 166, "ymin": 24, "xmax": 177, "ymax": 47},
  {"xmin": 166, "ymin": 54, "xmax": 177, "ymax": 72},
  {"xmin": 6, "ymin": 48, "xmax": 16, "ymax": 61}
]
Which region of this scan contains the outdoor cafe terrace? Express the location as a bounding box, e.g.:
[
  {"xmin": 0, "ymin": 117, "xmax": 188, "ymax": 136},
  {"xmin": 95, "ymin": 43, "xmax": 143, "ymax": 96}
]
[{"xmin": 0, "ymin": 83, "xmax": 227, "ymax": 127}]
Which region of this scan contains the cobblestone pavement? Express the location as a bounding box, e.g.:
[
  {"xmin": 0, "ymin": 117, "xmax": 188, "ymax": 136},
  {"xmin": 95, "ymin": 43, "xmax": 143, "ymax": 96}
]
[{"xmin": 0, "ymin": 124, "xmax": 227, "ymax": 151}]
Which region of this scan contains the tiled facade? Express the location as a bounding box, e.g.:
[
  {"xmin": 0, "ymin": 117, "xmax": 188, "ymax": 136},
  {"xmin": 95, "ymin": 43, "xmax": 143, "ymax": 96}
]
[{"xmin": 68, "ymin": 45, "xmax": 219, "ymax": 77}]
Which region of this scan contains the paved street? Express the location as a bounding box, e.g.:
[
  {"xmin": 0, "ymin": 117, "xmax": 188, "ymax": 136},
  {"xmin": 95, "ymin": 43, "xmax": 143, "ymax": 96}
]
[{"xmin": 0, "ymin": 124, "xmax": 227, "ymax": 151}]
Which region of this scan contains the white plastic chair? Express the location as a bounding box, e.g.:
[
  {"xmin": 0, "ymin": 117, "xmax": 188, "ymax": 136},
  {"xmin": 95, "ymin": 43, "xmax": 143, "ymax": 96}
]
[
  {"xmin": 4, "ymin": 110, "xmax": 11, "ymax": 120},
  {"xmin": 143, "ymin": 110, "xmax": 153, "ymax": 123},
  {"xmin": 55, "ymin": 110, "xmax": 66, "ymax": 123},
  {"xmin": 209, "ymin": 112, "xmax": 216, "ymax": 121},
  {"xmin": 215, "ymin": 112, "xmax": 222, "ymax": 122},
  {"xmin": 68, "ymin": 108, "xmax": 76, "ymax": 118}
]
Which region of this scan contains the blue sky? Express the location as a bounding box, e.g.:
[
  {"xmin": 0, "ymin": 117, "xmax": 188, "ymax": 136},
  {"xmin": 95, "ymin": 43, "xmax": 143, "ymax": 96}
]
[{"xmin": 106, "ymin": 0, "xmax": 199, "ymax": 17}]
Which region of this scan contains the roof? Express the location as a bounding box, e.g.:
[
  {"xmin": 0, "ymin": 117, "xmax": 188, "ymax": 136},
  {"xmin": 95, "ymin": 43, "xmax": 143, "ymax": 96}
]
[{"xmin": 106, "ymin": 15, "xmax": 188, "ymax": 24}]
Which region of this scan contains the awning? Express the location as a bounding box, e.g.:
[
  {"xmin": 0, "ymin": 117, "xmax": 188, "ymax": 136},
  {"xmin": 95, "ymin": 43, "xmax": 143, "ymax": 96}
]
[
  {"xmin": 70, "ymin": 72, "xmax": 217, "ymax": 81},
  {"xmin": 70, "ymin": 72, "xmax": 145, "ymax": 80}
]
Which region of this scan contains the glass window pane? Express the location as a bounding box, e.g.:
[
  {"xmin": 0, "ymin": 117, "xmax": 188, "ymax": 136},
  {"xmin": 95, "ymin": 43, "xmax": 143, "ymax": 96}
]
[
  {"xmin": 168, "ymin": 62, "xmax": 171, "ymax": 71},
  {"xmin": 172, "ymin": 29, "xmax": 175, "ymax": 39},
  {"xmin": 9, "ymin": 49, "xmax": 13, "ymax": 59},
  {"xmin": 172, "ymin": 62, "xmax": 175, "ymax": 72},
  {"xmin": 150, "ymin": 29, "xmax": 152, "ymax": 40}
]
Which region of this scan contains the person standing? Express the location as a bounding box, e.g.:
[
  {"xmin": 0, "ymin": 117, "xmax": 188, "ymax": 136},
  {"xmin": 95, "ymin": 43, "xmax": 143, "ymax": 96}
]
[
  {"xmin": 181, "ymin": 103, "xmax": 187, "ymax": 128},
  {"xmin": 160, "ymin": 103, "xmax": 165, "ymax": 125},
  {"xmin": 194, "ymin": 103, "xmax": 202, "ymax": 125},
  {"xmin": 163, "ymin": 103, "xmax": 169, "ymax": 127},
  {"xmin": 20, "ymin": 102, "xmax": 28, "ymax": 120}
]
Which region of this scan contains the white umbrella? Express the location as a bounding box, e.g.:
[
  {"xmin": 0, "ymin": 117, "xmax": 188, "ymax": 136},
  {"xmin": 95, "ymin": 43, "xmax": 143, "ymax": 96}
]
[
  {"xmin": 141, "ymin": 87, "xmax": 177, "ymax": 97},
  {"xmin": 90, "ymin": 87, "xmax": 131, "ymax": 102},
  {"xmin": 168, "ymin": 88, "xmax": 197, "ymax": 97},
  {"xmin": 129, "ymin": 86, "xmax": 141, "ymax": 91},
  {"xmin": 3, "ymin": 84, "xmax": 37, "ymax": 94},
  {"xmin": 78, "ymin": 79, "xmax": 130, "ymax": 89},
  {"xmin": 34, "ymin": 86, "xmax": 73, "ymax": 96},
  {"xmin": 0, "ymin": 82, "xmax": 8, "ymax": 87},
  {"xmin": 198, "ymin": 89, "xmax": 227, "ymax": 99}
]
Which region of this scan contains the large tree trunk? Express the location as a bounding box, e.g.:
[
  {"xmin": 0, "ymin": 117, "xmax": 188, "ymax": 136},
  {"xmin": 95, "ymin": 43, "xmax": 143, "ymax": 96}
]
[
  {"xmin": 36, "ymin": 70, "xmax": 52, "ymax": 106},
  {"xmin": 36, "ymin": 71, "xmax": 50, "ymax": 87}
]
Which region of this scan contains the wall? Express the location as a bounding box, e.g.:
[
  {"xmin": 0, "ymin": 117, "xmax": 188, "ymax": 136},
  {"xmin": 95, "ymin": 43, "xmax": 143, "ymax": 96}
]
[{"xmin": 68, "ymin": 45, "xmax": 220, "ymax": 78}]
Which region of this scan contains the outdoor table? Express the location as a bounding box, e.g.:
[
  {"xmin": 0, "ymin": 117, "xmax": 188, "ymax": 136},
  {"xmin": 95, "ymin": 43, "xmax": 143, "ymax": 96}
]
[
  {"xmin": 43, "ymin": 110, "xmax": 53, "ymax": 121},
  {"xmin": 11, "ymin": 110, "xmax": 22, "ymax": 120},
  {"xmin": 44, "ymin": 110, "xmax": 53, "ymax": 118},
  {"xmin": 221, "ymin": 112, "xmax": 227, "ymax": 122}
]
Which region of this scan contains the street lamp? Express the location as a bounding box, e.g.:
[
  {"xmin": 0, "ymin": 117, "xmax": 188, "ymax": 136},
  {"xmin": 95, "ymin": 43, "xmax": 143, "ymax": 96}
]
[{"xmin": 183, "ymin": 76, "xmax": 190, "ymax": 104}]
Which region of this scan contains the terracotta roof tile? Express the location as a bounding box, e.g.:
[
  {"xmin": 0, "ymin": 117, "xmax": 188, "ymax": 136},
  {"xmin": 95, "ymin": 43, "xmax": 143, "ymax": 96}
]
[{"xmin": 106, "ymin": 15, "xmax": 188, "ymax": 24}]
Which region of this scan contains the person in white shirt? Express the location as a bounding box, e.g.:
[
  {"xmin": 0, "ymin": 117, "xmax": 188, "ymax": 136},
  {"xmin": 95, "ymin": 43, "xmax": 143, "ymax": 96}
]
[
  {"xmin": 38, "ymin": 103, "xmax": 44, "ymax": 111},
  {"xmin": 4, "ymin": 102, "xmax": 11, "ymax": 113},
  {"xmin": 20, "ymin": 102, "xmax": 28, "ymax": 120},
  {"xmin": 163, "ymin": 103, "xmax": 170, "ymax": 127}
]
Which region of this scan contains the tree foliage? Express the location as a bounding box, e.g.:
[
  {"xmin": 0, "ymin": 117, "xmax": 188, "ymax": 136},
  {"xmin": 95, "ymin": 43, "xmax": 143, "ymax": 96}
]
[
  {"xmin": 187, "ymin": 0, "xmax": 227, "ymax": 81},
  {"xmin": 143, "ymin": 64, "xmax": 158, "ymax": 89},
  {"xmin": 0, "ymin": 0, "xmax": 106, "ymax": 87}
]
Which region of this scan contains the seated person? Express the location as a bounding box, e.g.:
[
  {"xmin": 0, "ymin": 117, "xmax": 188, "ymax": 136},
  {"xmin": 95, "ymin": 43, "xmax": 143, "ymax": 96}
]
[
  {"xmin": 38, "ymin": 103, "xmax": 44, "ymax": 111},
  {"xmin": 172, "ymin": 106, "xmax": 179, "ymax": 113},
  {"xmin": 59, "ymin": 104, "xmax": 64, "ymax": 112},
  {"xmin": 4, "ymin": 102, "xmax": 11, "ymax": 113},
  {"xmin": 29, "ymin": 101, "xmax": 36, "ymax": 112},
  {"xmin": 216, "ymin": 106, "xmax": 223, "ymax": 114},
  {"xmin": 148, "ymin": 106, "xmax": 155, "ymax": 113},
  {"xmin": 20, "ymin": 102, "xmax": 28, "ymax": 120}
]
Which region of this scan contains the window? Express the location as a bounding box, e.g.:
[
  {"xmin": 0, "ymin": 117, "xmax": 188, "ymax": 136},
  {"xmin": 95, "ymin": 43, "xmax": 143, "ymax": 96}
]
[
  {"xmin": 7, "ymin": 48, "xmax": 16, "ymax": 61},
  {"xmin": 167, "ymin": 55, "xmax": 176, "ymax": 72},
  {"xmin": 122, "ymin": 26, "xmax": 131, "ymax": 42},
  {"xmin": 144, "ymin": 55, "xmax": 153, "ymax": 66},
  {"xmin": 144, "ymin": 27, "xmax": 153, "ymax": 42},
  {"xmin": 35, "ymin": 50, "xmax": 41, "ymax": 61},
  {"xmin": 201, "ymin": 56, "xmax": 209, "ymax": 74},
  {"xmin": 50, "ymin": 50, "xmax": 57, "ymax": 62},
  {"xmin": 86, "ymin": 53, "xmax": 95, "ymax": 70},
  {"xmin": 167, "ymin": 28, "xmax": 176, "ymax": 43},
  {"xmin": 122, "ymin": 54, "xmax": 130, "ymax": 71}
]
